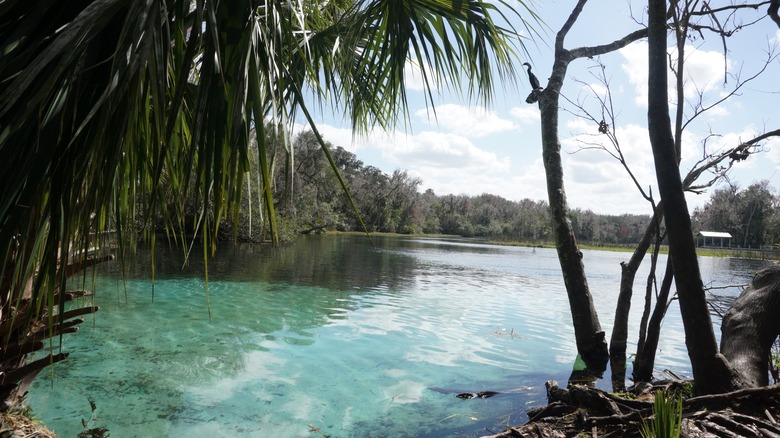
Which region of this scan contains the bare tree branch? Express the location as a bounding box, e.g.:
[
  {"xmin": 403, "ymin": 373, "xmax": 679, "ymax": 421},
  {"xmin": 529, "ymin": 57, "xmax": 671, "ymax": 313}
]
[
  {"xmin": 569, "ymin": 29, "xmax": 649, "ymax": 60},
  {"xmin": 561, "ymin": 61, "xmax": 653, "ymax": 203},
  {"xmin": 689, "ymin": 1, "xmax": 770, "ymax": 16},
  {"xmin": 770, "ymin": 0, "xmax": 780, "ymax": 27},
  {"xmin": 556, "ymin": 0, "xmax": 588, "ymax": 53},
  {"xmin": 682, "ymin": 45, "xmax": 779, "ymax": 133}
]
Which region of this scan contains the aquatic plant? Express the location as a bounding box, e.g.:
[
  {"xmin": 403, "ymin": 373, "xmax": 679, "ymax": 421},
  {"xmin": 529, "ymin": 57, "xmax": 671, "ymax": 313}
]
[{"xmin": 639, "ymin": 390, "xmax": 683, "ymax": 438}]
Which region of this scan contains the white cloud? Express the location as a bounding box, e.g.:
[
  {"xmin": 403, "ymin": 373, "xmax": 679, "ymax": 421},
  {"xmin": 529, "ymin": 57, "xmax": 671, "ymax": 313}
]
[
  {"xmin": 510, "ymin": 106, "xmax": 541, "ymax": 124},
  {"xmin": 675, "ymin": 47, "xmax": 730, "ymax": 97},
  {"xmin": 766, "ymin": 136, "xmax": 780, "ymax": 165},
  {"xmin": 404, "ymin": 59, "xmax": 438, "ymax": 92},
  {"xmin": 498, "ymin": 158, "xmax": 549, "ymax": 202},
  {"xmin": 555, "ymin": 118, "xmax": 780, "ymax": 214},
  {"xmin": 414, "ymin": 104, "xmax": 516, "ymax": 138},
  {"xmin": 303, "ymin": 114, "xmax": 774, "ymax": 216},
  {"xmin": 584, "ymin": 82, "xmax": 608, "ymax": 99},
  {"xmin": 296, "ymin": 123, "xmax": 514, "ymax": 196},
  {"xmin": 303, "ymin": 123, "xmax": 360, "ymax": 152},
  {"xmin": 382, "ymin": 130, "xmax": 511, "ymax": 170},
  {"xmin": 391, "ymin": 131, "xmax": 518, "ymax": 198},
  {"xmin": 619, "ymin": 41, "xmax": 730, "ymax": 107},
  {"xmin": 558, "ymin": 121, "xmax": 660, "ymax": 214},
  {"xmin": 681, "ymin": 127, "xmax": 743, "ymax": 165},
  {"xmin": 619, "ymin": 41, "xmax": 648, "ymax": 106},
  {"xmin": 684, "ymin": 125, "xmax": 780, "ymax": 172}
]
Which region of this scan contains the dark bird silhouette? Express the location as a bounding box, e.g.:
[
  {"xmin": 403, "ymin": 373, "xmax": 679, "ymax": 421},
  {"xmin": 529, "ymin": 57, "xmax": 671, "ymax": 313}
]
[
  {"xmin": 729, "ymin": 144, "xmax": 751, "ymax": 161},
  {"xmin": 523, "ymin": 62, "xmax": 543, "ymax": 104},
  {"xmin": 523, "ymin": 62, "xmax": 541, "ymax": 90},
  {"xmin": 598, "ymin": 119, "xmax": 609, "ymax": 134}
]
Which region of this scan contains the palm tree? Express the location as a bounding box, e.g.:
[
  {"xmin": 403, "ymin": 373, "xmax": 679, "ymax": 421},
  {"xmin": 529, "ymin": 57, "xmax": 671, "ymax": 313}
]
[{"xmin": 0, "ymin": 0, "xmax": 538, "ymax": 409}]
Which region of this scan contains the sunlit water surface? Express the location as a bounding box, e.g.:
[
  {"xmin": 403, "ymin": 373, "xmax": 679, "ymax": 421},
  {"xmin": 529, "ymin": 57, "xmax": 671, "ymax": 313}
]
[{"xmin": 29, "ymin": 236, "xmax": 772, "ymax": 437}]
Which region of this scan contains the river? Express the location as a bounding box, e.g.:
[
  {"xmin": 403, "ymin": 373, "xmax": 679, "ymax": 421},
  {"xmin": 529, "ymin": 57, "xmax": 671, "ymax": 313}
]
[{"xmin": 28, "ymin": 235, "xmax": 773, "ymax": 437}]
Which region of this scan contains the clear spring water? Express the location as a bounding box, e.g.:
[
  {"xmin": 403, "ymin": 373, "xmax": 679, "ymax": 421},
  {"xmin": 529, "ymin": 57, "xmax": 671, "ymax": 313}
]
[{"xmin": 28, "ymin": 235, "xmax": 772, "ymax": 437}]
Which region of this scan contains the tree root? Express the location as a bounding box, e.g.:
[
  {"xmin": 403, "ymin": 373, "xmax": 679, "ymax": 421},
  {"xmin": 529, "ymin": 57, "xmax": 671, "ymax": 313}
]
[{"xmin": 486, "ymin": 381, "xmax": 780, "ymax": 437}]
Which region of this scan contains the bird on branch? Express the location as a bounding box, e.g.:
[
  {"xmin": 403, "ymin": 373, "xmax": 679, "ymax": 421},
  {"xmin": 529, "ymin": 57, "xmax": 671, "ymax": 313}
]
[{"xmin": 523, "ymin": 62, "xmax": 543, "ymax": 104}]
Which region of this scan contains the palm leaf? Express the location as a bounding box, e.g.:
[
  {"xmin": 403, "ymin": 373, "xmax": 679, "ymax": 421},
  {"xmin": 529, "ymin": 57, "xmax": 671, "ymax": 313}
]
[{"xmin": 0, "ymin": 0, "xmax": 540, "ymax": 403}]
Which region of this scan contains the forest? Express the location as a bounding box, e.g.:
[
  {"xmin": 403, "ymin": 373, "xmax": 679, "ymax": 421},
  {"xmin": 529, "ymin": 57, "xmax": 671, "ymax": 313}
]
[{"xmin": 217, "ymin": 127, "xmax": 780, "ymax": 249}]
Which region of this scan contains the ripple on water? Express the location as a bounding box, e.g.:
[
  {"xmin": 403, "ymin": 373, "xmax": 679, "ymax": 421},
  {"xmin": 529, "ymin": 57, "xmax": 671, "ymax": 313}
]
[{"xmin": 28, "ymin": 237, "xmax": 768, "ymax": 437}]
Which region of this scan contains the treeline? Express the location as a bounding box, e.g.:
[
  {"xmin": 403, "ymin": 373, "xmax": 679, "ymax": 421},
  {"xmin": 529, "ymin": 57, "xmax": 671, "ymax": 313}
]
[
  {"xmin": 693, "ymin": 181, "xmax": 780, "ymax": 248},
  {"xmin": 198, "ymin": 130, "xmax": 780, "ymax": 248},
  {"xmin": 223, "ymin": 130, "xmax": 653, "ymax": 245}
]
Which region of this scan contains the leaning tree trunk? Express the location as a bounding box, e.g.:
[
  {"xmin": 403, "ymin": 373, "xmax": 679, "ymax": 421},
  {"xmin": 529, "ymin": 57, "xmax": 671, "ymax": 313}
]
[
  {"xmin": 609, "ymin": 204, "xmax": 661, "ymax": 390},
  {"xmin": 538, "ymin": 54, "xmax": 608, "ymax": 373},
  {"xmin": 633, "ymin": 257, "xmax": 674, "ymax": 382},
  {"xmin": 720, "ymin": 265, "xmax": 780, "ymax": 387},
  {"xmin": 531, "ymin": 0, "xmax": 648, "ymax": 372},
  {"xmin": 647, "ymin": 0, "xmax": 744, "ymax": 395}
]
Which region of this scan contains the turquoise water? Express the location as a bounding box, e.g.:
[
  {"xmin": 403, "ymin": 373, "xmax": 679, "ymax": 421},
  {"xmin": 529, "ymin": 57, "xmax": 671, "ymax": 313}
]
[{"xmin": 28, "ymin": 236, "xmax": 771, "ymax": 437}]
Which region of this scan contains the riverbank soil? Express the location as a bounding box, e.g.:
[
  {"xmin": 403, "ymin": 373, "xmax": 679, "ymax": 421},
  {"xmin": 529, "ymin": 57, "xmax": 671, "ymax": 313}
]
[
  {"xmin": 487, "ymin": 380, "xmax": 780, "ymax": 437},
  {"xmin": 0, "ymin": 412, "xmax": 57, "ymax": 437}
]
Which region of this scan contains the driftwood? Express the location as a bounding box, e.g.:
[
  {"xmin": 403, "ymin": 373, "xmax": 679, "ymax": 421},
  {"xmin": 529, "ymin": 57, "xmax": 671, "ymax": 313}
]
[{"xmin": 484, "ymin": 381, "xmax": 780, "ymax": 438}]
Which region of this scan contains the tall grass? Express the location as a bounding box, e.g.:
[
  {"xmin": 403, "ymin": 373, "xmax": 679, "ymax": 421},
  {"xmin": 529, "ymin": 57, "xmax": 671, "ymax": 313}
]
[{"xmin": 640, "ymin": 390, "xmax": 683, "ymax": 438}]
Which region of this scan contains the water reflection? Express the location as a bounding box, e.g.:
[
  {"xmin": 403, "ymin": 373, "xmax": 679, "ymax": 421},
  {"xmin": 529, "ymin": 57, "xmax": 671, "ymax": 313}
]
[{"xmin": 108, "ymin": 235, "xmax": 420, "ymax": 292}]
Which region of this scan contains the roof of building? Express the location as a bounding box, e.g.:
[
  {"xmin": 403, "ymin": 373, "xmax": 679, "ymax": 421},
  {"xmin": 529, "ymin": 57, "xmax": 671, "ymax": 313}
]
[{"xmin": 698, "ymin": 231, "xmax": 733, "ymax": 238}]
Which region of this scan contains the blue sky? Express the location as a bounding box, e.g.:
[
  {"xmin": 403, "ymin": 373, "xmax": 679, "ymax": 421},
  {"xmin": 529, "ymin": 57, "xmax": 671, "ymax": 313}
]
[{"xmin": 303, "ymin": 0, "xmax": 780, "ymax": 215}]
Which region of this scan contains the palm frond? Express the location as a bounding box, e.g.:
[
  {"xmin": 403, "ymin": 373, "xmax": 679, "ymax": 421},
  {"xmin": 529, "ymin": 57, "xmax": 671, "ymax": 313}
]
[{"xmin": 0, "ymin": 0, "xmax": 540, "ymax": 404}]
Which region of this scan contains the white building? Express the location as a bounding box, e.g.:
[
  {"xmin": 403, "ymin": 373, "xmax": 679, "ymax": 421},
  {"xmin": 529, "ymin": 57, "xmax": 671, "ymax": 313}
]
[{"xmin": 698, "ymin": 231, "xmax": 732, "ymax": 248}]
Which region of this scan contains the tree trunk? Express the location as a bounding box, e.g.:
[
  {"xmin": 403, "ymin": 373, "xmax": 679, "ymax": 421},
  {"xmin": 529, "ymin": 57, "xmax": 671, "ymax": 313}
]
[
  {"xmin": 721, "ymin": 266, "xmax": 780, "ymax": 387},
  {"xmin": 633, "ymin": 258, "xmax": 674, "ymax": 382},
  {"xmin": 530, "ymin": 0, "xmax": 647, "ymax": 373},
  {"xmin": 609, "ymin": 205, "xmax": 661, "ymax": 390},
  {"xmin": 647, "ymin": 0, "xmax": 743, "ymax": 395},
  {"xmin": 538, "ymin": 54, "xmax": 608, "ymax": 372}
]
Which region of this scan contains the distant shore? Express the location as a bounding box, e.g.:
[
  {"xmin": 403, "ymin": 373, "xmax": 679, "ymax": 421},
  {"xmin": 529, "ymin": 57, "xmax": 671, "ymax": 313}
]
[{"xmin": 320, "ymin": 230, "xmax": 780, "ymax": 260}]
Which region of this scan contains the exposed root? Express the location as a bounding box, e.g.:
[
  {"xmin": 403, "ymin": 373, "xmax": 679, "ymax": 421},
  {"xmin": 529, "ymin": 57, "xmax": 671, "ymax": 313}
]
[
  {"xmin": 486, "ymin": 380, "xmax": 780, "ymax": 437},
  {"xmin": 0, "ymin": 412, "xmax": 57, "ymax": 438}
]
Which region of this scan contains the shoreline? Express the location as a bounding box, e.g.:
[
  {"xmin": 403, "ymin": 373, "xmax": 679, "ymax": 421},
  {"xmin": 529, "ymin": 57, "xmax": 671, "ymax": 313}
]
[{"xmin": 324, "ymin": 230, "xmax": 780, "ymax": 260}]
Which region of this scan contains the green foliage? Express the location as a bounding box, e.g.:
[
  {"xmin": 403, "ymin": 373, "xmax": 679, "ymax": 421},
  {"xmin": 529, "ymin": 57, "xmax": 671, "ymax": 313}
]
[
  {"xmin": 0, "ymin": 0, "xmax": 540, "ymax": 408},
  {"xmin": 219, "ymin": 132, "xmax": 660, "ymax": 244},
  {"xmin": 693, "ymin": 181, "xmax": 780, "ymax": 247},
  {"xmin": 640, "ymin": 390, "xmax": 683, "ymax": 438},
  {"xmin": 679, "ymin": 382, "xmax": 694, "ymax": 399},
  {"xmin": 210, "ymin": 129, "xmax": 673, "ymax": 245},
  {"xmin": 771, "ymin": 337, "xmax": 780, "ymax": 383}
]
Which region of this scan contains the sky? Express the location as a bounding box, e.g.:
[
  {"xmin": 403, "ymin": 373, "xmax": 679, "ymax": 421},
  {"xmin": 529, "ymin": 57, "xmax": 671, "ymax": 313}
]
[{"xmin": 301, "ymin": 0, "xmax": 780, "ymax": 216}]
